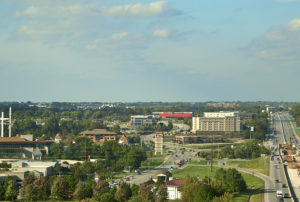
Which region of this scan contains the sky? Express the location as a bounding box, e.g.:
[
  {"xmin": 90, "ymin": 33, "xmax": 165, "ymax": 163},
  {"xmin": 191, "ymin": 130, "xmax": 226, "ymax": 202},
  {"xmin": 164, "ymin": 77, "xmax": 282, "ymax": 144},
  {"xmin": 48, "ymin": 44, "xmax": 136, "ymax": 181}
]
[{"xmin": 0, "ymin": 0, "xmax": 300, "ymax": 102}]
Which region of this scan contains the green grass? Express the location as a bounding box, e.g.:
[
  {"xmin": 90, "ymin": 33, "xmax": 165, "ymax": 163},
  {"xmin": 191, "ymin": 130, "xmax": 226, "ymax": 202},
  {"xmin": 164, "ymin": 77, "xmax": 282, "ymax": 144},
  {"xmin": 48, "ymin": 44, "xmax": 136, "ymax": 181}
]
[
  {"xmin": 227, "ymin": 157, "xmax": 270, "ymax": 176},
  {"xmin": 141, "ymin": 157, "xmax": 165, "ymax": 168},
  {"xmin": 233, "ymin": 173, "xmax": 265, "ymax": 202},
  {"xmin": 171, "ymin": 166, "xmax": 219, "ymax": 179},
  {"xmin": 171, "ymin": 166, "xmax": 264, "ymax": 202},
  {"xmin": 188, "ymin": 160, "xmax": 218, "ymax": 165}
]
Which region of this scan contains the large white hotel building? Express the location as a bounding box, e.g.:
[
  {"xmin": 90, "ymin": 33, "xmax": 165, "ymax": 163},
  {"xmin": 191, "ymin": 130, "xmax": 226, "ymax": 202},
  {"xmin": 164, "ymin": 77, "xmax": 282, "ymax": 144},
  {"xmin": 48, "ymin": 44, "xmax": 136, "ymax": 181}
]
[{"xmin": 192, "ymin": 111, "xmax": 240, "ymax": 133}]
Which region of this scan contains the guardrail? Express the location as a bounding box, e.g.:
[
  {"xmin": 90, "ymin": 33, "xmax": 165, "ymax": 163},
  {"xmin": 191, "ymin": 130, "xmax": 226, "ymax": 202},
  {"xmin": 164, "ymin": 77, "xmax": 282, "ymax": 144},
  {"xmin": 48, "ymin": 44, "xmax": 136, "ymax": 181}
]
[{"xmin": 283, "ymin": 164, "xmax": 297, "ymax": 202}]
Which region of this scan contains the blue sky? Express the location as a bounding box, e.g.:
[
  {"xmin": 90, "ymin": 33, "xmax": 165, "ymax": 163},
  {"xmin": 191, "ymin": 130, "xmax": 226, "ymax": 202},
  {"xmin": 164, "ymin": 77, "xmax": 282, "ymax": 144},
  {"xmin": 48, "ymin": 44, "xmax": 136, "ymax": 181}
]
[{"xmin": 0, "ymin": 0, "xmax": 300, "ymax": 102}]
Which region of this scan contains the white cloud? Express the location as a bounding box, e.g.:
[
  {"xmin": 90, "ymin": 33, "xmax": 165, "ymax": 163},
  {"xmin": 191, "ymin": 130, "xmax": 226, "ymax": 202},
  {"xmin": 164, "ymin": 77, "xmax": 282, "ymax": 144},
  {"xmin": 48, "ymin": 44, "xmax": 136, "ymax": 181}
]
[
  {"xmin": 17, "ymin": 25, "xmax": 52, "ymax": 37},
  {"xmin": 111, "ymin": 32, "xmax": 128, "ymax": 40},
  {"xmin": 153, "ymin": 29, "xmax": 169, "ymax": 38},
  {"xmin": 102, "ymin": 1, "xmax": 167, "ymax": 17},
  {"xmin": 16, "ymin": 5, "xmax": 39, "ymax": 17},
  {"xmin": 87, "ymin": 32, "xmax": 132, "ymax": 50},
  {"xmin": 251, "ymin": 18, "xmax": 300, "ymax": 63},
  {"xmin": 286, "ymin": 18, "xmax": 300, "ymax": 31}
]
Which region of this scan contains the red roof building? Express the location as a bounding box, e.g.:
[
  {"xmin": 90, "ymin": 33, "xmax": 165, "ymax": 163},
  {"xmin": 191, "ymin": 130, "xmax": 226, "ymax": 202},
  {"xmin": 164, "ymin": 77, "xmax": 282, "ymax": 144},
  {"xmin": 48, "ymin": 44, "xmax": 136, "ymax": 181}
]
[{"xmin": 158, "ymin": 112, "xmax": 192, "ymax": 118}]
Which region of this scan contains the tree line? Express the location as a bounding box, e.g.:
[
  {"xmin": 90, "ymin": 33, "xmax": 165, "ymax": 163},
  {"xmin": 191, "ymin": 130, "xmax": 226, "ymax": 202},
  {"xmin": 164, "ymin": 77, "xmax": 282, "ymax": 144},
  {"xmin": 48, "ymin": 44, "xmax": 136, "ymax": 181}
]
[{"xmin": 0, "ymin": 167, "xmax": 245, "ymax": 202}]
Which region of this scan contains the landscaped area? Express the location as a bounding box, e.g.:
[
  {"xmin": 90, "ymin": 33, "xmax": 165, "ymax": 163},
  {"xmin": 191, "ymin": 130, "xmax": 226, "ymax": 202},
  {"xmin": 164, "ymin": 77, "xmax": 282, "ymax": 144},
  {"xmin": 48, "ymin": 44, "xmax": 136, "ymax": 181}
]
[
  {"xmin": 227, "ymin": 156, "xmax": 270, "ymax": 176},
  {"xmin": 171, "ymin": 166, "xmax": 265, "ymax": 202},
  {"xmin": 141, "ymin": 156, "xmax": 165, "ymax": 168},
  {"xmin": 188, "ymin": 160, "xmax": 218, "ymax": 166}
]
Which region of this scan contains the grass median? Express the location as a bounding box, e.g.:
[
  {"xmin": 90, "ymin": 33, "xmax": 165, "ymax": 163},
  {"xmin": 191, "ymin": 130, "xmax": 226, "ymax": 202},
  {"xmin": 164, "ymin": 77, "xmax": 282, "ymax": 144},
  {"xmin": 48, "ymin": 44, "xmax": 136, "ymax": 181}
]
[{"xmin": 227, "ymin": 156, "xmax": 270, "ymax": 176}]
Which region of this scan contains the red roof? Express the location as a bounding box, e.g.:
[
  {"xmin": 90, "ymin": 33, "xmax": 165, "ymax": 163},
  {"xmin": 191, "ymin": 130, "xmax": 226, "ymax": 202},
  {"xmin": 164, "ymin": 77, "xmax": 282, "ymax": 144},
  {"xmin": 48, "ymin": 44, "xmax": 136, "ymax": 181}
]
[
  {"xmin": 158, "ymin": 112, "xmax": 192, "ymax": 118},
  {"xmin": 166, "ymin": 179, "xmax": 184, "ymax": 187}
]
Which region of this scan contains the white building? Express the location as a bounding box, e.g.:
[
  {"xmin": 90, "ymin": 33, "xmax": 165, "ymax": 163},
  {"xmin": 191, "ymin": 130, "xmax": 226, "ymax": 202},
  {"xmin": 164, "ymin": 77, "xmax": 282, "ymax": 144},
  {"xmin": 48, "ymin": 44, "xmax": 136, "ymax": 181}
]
[
  {"xmin": 192, "ymin": 111, "xmax": 240, "ymax": 133},
  {"xmin": 203, "ymin": 111, "xmax": 240, "ymax": 118},
  {"xmin": 166, "ymin": 179, "xmax": 184, "ymax": 200},
  {"xmin": 130, "ymin": 115, "xmax": 153, "ymax": 128}
]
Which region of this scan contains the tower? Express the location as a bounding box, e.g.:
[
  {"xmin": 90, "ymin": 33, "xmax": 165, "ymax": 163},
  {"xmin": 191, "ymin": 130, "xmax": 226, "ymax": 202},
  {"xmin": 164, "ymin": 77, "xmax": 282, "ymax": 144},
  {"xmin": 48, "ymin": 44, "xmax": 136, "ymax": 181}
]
[{"xmin": 155, "ymin": 134, "xmax": 163, "ymax": 155}]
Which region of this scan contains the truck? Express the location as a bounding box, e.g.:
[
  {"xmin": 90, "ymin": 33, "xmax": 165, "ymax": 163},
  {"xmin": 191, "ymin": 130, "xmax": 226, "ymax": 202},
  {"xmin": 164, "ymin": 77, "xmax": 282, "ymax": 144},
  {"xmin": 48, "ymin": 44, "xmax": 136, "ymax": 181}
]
[{"xmin": 276, "ymin": 190, "xmax": 283, "ymax": 198}]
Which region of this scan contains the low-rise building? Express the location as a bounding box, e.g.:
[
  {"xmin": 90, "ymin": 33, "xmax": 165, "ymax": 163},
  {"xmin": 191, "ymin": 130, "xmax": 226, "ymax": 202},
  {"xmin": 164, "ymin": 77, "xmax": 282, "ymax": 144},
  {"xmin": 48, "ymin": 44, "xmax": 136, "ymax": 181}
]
[
  {"xmin": 80, "ymin": 129, "xmax": 116, "ymax": 143},
  {"xmin": 130, "ymin": 115, "xmax": 153, "ymax": 128},
  {"xmin": 118, "ymin": 135, "xmax": 129, "ymax": 146},
  {"xmin": 0, "ymin": 135, "xmax": 53, "ymax": 158},
  {"xmin": 166, "ymin": 179, "xmax": 184, "ymax": 200}
]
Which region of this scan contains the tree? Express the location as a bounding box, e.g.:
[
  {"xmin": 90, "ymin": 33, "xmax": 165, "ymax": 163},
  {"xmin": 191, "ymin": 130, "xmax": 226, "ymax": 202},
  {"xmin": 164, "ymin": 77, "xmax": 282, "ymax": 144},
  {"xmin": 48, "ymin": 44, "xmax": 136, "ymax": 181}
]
[
  {"xmin": 99, "ymin": 192, "xmax": 115, "ymax": 202},
  {"xmin": 5, "ymin": 179, "xmax": 18, "ymax": 201},
  {"xmin": 51, "ymin": 177, "xmax": 69, "ymax": 200},
  {"xmin": 181, "ymin": 176, "xmax": 198, "ymax": 202},
  {"xmin": 192, "ymin": 183, "xmax": 216, "ymax": 202},
  {"xmin": 130, "ymin": 184, "xmax": 139, "ymax": 197},
  {"xmin": 35, "ymin": 177, "xmax": 50, "ymax": 201},
  {"xmin": 156, "ymin": 184, "xmax": 168, "ymax": 202},
  {"xmin": 138, "ymin": 184, "xmax": 154, "ymax": 202},
  {"xmin": 74, "ymin": 181, "xmax": 86, "ymax": 200},
  {"xmin": 0, "ymin": 183, "xmax": 5, "ymax": 201},
  {"xmin": 114, "ymin": 182, "xmax": 132, "ymax": 202},
  {"xmin": 212, "ymin": 192, "xmax": 232, "ymax": 202},
  {"xmin": 93, "ymin": 180, "xmax": 110, "ymax": 201}
]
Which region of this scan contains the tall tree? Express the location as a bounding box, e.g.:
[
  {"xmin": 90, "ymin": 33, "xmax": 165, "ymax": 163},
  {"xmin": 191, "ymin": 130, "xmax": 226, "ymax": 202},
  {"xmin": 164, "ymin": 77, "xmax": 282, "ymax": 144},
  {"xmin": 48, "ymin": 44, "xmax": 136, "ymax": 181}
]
[
  {"xmin": 5, "ymin": 179, "xmax": 18, "ymax": 201},
  {"xmin": 114, "ymin": 182, "xmax": 132, "ymax": 202},
  {"xmin": 51, "ymin": 177, "xmax": 69, "ymax": 200}
]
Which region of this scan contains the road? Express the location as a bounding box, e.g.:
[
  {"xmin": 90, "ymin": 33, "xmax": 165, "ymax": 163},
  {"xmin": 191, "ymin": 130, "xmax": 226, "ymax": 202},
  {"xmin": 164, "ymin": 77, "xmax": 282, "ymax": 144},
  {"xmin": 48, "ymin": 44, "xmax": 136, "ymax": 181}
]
[
  {"xmin": 127, "ymin": 136, "xmax": 199, "ymax": 185},
  {"xmin": 277, "ymin": 112, "xmax": 300, "ymax": 201}
]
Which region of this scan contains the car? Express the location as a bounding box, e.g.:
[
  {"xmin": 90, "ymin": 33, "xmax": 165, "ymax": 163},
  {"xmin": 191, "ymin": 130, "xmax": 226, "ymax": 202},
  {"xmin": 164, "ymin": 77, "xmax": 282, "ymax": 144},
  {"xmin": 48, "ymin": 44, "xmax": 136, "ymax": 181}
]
[
  {"xmin": 284, "ymin": 193, "xmax": 289, "ymax": 198},
  {"xmin": 282, "ymin": 184, "xmax": 287, "ymax": 188},
  {"xmin": 275, "ymin": 179, "xmax": 279, "ymax": 183}
]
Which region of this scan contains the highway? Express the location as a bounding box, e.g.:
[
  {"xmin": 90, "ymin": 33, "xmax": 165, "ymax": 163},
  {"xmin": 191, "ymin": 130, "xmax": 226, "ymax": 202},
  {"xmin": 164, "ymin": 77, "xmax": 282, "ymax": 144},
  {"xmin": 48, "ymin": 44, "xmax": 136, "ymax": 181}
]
[
  {"xmin": 277, "ymin": 112, "xmax": 300, "ymax": 201},
  {"xmin": 270, "ymin": 113, "xmax": 293, "ymax": 202}
]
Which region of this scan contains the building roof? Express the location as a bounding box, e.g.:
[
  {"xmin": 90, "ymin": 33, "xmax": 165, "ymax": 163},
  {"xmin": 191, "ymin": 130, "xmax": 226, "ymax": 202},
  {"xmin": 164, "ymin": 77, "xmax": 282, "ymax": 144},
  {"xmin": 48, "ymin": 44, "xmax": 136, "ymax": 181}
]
[
  {"xmin": 153, "ymin": 170, "xmax": 172, "ymax": 178},
  {"xmin": 33, "ymin": 148, "xmax": 42, "ymax": 156},
  {"xmin": 55, "ymin": 133, "xmax": 61, "ymax": 139},
  {"xmin": 0, "ymin": 137, "xmax": 25, "ymax": 142},
  {"xmin": 118, "ymin": 135, "xmax": 129, "ymax": 145},
  {"xmin": 80, "ymin": 129, "xmax": 116, "ymax": 136},
  {"xmin": 166, "ymin": 179, "xmax": 185, "ymax": 187}
]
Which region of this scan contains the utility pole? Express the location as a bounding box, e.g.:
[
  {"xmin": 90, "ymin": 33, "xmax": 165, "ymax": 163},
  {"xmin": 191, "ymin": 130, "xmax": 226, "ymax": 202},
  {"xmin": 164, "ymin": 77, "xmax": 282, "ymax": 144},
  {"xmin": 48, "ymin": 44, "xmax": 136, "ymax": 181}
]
[{"xmin": 210, "ymin": 133, "xmax": 214, "ymax": 172}]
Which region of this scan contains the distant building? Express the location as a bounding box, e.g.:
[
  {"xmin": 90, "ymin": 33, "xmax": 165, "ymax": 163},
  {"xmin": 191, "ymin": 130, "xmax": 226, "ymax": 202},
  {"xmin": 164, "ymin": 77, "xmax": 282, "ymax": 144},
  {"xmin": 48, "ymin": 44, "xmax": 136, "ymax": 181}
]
[
  {"xmin": 166, "ymin": 179, "xmax": 185, "ymax": 200},
  {"xmin": 192, "ymin": 111, "xmax": 240, "ymax": 133},
  {"xmin": 153, "ymin": 112, "xmax": 192, "ymax": 118},
  {"xmin": 118, "ymin": 135, "xmax": 129, "ymax": 146},
  {"xmin": 0, "ymin": 135, "xmax": 53, "ymax": 158},
  {"xmin": 80, "ymin": 129, "xmax": 116, "ymax": 143},
  {"xmin": 54, "ymin": 133, "xmax": 62, "ymax": 143},
  {"xmin": 0, "ymin": 160, "xmax": 57, "ymax": 184},
  {"xmin": 130, "ymin": 115, "xmax": 153, "ymax": 128},
  {"xmin": 206, "ymin": 103, "xmax": 236, "ymax": 108}
]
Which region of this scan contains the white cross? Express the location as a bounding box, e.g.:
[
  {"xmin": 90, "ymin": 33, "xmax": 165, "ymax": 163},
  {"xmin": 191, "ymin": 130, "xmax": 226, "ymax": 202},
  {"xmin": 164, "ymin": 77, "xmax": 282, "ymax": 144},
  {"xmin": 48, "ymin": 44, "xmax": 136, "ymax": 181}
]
[{"xmin": 0, "ymin": 112, "xmax": 9, "ymax": 138}]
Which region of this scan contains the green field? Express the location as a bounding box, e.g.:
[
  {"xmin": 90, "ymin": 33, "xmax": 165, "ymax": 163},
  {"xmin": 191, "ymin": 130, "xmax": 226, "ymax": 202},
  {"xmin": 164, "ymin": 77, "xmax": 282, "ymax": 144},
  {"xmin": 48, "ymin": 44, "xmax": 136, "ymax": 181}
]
[
  {"xmin": 188, "ymin": 160, "xmax": 218, "ymax": 165},
  {"xmin": 233, "ymin": 173, "xmax": 265, "ymax": 202},
  {"xmin": 141, "ymin": 157, "xmax": 165, "ymax": 168},
  {"xmin": 227, "ymin": 157, "xmax": 270, "ymax": 176},
  {"xmin": 171, "ymin": 166, "xmax": 219, "ymax": 179},
  {"xmin": 171, "ymin": 166, "xmax": 264, "ymax": 202}
]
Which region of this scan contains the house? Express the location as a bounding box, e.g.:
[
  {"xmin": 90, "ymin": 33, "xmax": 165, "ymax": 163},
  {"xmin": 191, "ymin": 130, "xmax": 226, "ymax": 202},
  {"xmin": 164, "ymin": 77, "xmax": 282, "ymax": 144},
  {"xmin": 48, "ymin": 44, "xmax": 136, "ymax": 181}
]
[
  {"xmin": 152, "ymin": 170, "xmax": 172, "ymax": 183},
  {"xmin": 166, "ymin": 179, "xmax": 184, "ymax": 200},
  {"xmin": 118, "ymin": 135, "xmax": 129, "ymax": 146},
  {"xmin": 32, "ymin": 148, "xmax": 42, "ymax": 160},
  {"xmin": 54, "ymin": 133, "xmax": 62, "ymax": 143}
]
